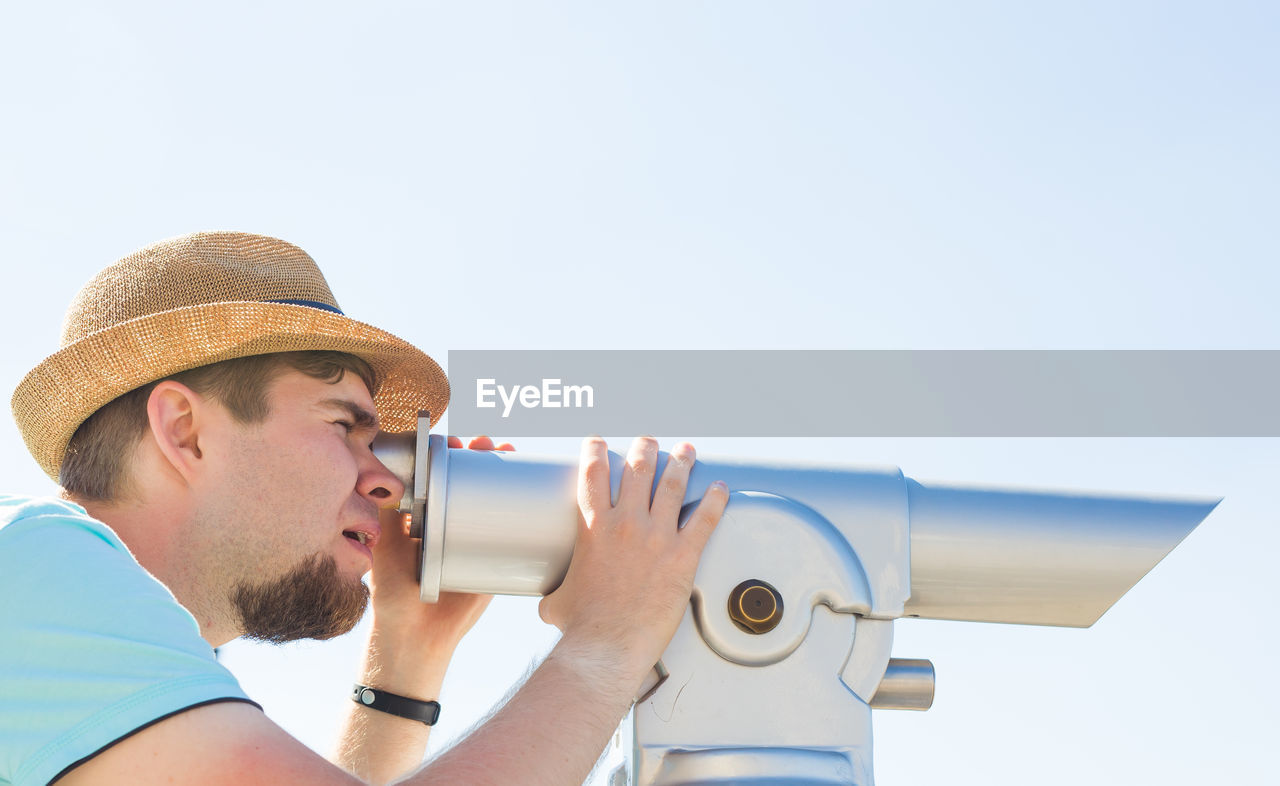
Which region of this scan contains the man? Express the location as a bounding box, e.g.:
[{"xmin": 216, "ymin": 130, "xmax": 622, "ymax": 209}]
[{"xmin": 1, "ymin": 232, "xmax": 728, "ymax": 785}]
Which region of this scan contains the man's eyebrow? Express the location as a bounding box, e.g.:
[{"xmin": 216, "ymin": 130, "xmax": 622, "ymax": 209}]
[{"xmin": 320, "ymin": 398, "xmax": 380, "ymax": 431}]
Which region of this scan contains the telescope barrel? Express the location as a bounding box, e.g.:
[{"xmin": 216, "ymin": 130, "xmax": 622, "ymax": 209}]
[
  {"xmin": 435, "ymin": 444, "xmax": 580, "ymax": 597},
  {"xmin": 903, "ymin": 480, "xmax": 1218, "ymax": 627}
]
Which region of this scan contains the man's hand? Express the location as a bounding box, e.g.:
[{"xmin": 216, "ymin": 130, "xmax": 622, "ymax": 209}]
[
  {"xmin": 538, "ymin": 436, "xmax": 729, "ymax": 691},
  {"xmin": 365, "ymin": 435, "xmax": 510, "ymax": 646},
  {"xmin": 337, "ymin": 435, "xmax": 510, "ymax": 784}
]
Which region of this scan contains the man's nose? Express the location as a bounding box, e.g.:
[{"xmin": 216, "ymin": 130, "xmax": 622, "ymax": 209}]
[{"xmin": 357, "ymin": 451, "xmax": 406, "ymax": 508}]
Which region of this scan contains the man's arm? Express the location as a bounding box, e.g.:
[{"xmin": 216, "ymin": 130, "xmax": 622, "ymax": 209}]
[
  {"xmin": 334, "ymin": 435, "xmax": 507, "ymax": 783},
  {"xmin": 332, "ymin": 615, "xmax": 461, "ymax": 785},
  {"xmin": 61, "ymin": 436, "xmax": 725, "ymax": 785},
  {"xmin": 408, "ymin": 637, "xmax": 646, "ymax": 785},
  {"xmin": 58, "ymin": 702, "xmax": 361, "ymax": 786},
  {"xmin": 334, "ymin": 531, "xmax": 493, "ymax": 780}
]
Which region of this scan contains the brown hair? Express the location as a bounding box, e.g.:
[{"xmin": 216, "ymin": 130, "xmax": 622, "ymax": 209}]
[{"xmin": 60, "ymin": 351, "xmax": 379, "ymax": 502}]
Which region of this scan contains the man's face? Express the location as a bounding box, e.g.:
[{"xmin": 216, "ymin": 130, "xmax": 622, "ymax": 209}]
[{"xmin": 191, "ymin": 367, "xmax": 403, "ymax": 642}]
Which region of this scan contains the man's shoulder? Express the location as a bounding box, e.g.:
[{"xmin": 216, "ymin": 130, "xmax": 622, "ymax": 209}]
[
  {"xmin": 0, "ymin": 492, "xmax": 127, "ymax": 550},
  {"xmin": 1, "ymin": 491, "xmax": 90, "ymax": 526},
  {"xmin": 0, "ymin": 500, "xmax": 267, "ymax": 786},
  {"xmin": 0, "ymin": 492, "xmax": 144, "ymax": 606}
]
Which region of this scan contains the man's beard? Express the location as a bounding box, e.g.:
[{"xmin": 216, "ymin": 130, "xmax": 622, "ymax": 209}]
[{"xmin": 232, "ymin": 553, "xmax": 369, "ymax": 644}]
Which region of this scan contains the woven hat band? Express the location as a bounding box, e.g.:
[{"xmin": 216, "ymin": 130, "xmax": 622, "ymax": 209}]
[{"xmin": 267, "ymin": 299, "xmax": 345, "ymax": 315}]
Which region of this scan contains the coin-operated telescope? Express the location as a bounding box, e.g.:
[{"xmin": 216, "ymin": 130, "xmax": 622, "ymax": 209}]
[{"xmin": 374, "ymin": 417, "xmax": 1218, "ymax": 786}]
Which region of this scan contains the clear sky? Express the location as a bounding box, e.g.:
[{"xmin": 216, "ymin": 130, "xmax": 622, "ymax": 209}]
[{"xmin": 1, "ymin": 2, "xmax": 1276, "ymax": 783}]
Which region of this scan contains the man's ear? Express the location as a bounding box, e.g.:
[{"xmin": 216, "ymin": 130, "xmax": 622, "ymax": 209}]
[{"xmin": 145, "ymin": 381, "xmax": 208, "ymax": 482}]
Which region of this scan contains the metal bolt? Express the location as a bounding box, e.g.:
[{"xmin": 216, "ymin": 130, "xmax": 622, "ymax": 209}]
[{"xmin": 727, "ymin": 579, "xmax": 784, "ymax": 634}]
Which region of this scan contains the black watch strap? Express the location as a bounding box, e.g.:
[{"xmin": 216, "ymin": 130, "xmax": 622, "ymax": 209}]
[{"xmin": 351, "ymin": 684, "xmax": 441, "ymax": 726}]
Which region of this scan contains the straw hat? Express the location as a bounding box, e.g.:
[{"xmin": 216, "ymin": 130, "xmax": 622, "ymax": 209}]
[{"xmin": 11, "ymin": 231, "xmax": 449, "ymax": 481}]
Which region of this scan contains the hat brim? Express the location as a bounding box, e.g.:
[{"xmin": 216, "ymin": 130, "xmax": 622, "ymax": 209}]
[{"xmin": 11, "ymin": 301, "xmax": 449, "ymax": 481}]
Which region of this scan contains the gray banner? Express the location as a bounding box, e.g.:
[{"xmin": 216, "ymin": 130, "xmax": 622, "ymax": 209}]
[{"xmin": 445, "ymin": 350, "xmax": 1280, "ymax": 437}]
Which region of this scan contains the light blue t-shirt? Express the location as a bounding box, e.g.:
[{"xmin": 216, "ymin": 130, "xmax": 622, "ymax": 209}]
[{"xmin": 0, "ymin": 494, "xmax": 258, "ymax": 786}]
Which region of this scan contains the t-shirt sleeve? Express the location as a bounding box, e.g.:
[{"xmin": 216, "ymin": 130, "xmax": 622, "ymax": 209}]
[{"xmin": 0, "ymin": 499, "xmax": 259, "ymax": 786}]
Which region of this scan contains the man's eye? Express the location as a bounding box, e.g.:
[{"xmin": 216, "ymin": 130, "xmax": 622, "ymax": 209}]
[{"xmin": 334, "ymin": 420, "xmax": 354, "ymax": 433}]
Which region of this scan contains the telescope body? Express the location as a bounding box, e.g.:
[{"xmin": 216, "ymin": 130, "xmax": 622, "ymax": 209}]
[
  {"xmin": 376, "ymin": 432, "xmax": 1212, "ymax": 627},
  {"xmin": 373, "ymin": 428, "xmax": 1216, "ymax": 785}
]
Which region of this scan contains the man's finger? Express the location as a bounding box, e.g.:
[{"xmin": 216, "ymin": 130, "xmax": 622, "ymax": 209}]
[
  {"xmin": 681, "ymin": 481, "xmax": 730, "ymax": 553},
  {"xmin": 375, "ymin": 509, "xmax": 411, "ymax": 547},
  {"xmin": 649, "ymin": 442, "xmax": 695, "ymax": 525},
  {"xmin": 577, "ymin": 436, "xmax": 612, "ymax": 518},
  {"xmin": 618, "ymin": 436, "xmax": 659, "ymax": 512},
  {"xmin": 467, "ymin": 435, "xmax": 496, "ymax": 451}
]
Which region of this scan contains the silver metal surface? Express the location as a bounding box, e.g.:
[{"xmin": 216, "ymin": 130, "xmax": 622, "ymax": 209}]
[
  {"xmin": 868, "ymin": 658, "xmax": 935, "ymax": 711},
  {"xmin": 420, "ymin": 432, "xmax": 449, "ymax": 603},
  {"xmin": 634, "ymin": 606, "xmax": 877, "ymax": 785},
  {"xmin": 647, "ymin": 746, "xmax": 863, "ymax": 785},
  {"xmin": 410, "ymin": 413, "xmax": 432, "ymax": 540},
  {"xmin": 403, "ymin": 445, "xmax": 1215, "ymax": 627},
  {"xmin": 903, "ymin": 480, "xmax": 1219, "ymax": 626},
  {"xmin": 435, "ymin": 448, "xmax": 580, "ymax": 596},
  {"xmin": 420, "ymin": 449, "xmax": 914, "ymax": 616}
]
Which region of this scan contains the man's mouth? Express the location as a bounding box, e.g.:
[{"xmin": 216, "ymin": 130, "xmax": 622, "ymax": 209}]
[{"xmin": 340, "ymin": 518, "xmax": 381, "ymax": 556}]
